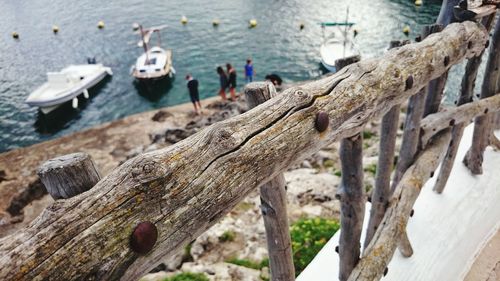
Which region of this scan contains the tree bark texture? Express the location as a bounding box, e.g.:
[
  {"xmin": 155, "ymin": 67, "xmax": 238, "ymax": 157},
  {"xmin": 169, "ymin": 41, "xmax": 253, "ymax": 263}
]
[
  {"xmin": 348, "ymin": 130, "xmax": 452, "ymax": 281},
  {"xmin": 37, "ymin": 152, "xmax": 101, "ymax": 199},
  {"xmin": 0, "ymin": 22, "xmax": 487, "ymax": 281},
  {"xmin": 244, "ymin": 82, "xmax": 295, "ymax": 281},
  {"xmin": 464, "ymin": 14, "xmax": 500, "ymax": 174}
]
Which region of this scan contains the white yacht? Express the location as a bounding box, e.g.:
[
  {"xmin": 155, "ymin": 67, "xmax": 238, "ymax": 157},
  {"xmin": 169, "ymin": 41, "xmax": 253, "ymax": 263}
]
[
  {"xmin": 131, "ymin": 23, "xmax": 175, "ymax": 81},
  {"xmin": 26, "ymin": 64, "xmax": 112, "ymax": 114}
]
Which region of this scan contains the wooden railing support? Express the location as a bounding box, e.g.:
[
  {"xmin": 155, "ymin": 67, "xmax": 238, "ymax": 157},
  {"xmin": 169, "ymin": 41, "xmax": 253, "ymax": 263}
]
[
  {"xmin": 364, "ymin": 40, "xmax": 409, "ymax": 250},
  {"xmin": 390, "ymin": 24, "xmax": 445, "ymax": 258},
  {"xmin": 348, "ymin": 130, "xmax": 452, "ymax": 281},
  {"xmin": 38, "ymin": 152, "xmax": 101, "ymax": 199},
  {"xmin": 434, "ymin": 14, "xmax": 497, "ymax": 193},
  {"xmin": 244, "ymin": 82, "xmax": 295, "ymax": 281},
  {"xmin": 335, "ymin": 57, "xmax": 365, "ymax": 281},
  {"xmin": 464, "ymin": 13, "xmax": 500, "ymax": 174},
  {"xmin": 0, "ymin": 22, "xmax": 487, "ymax": 280}
]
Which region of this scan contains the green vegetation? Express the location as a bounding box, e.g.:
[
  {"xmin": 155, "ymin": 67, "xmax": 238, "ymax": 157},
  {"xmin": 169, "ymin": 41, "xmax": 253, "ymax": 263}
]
[
  {"xmin": 290, "ymin": 218, "xmax": 340, "ymax": 276},
  {"xmin": 226, "ymin": 257, "xmax": 269, "ymax": 270},
  {"xmin": 364, "ymin": 163, "xmax": 377, "ymax": 176},
  {"xmin": 162, "ymin": 272, "xmax": 209, "ymax": 281},
  {"xmin": 219, "ymin": 230, "xmax": 236, "ymax": 242},
  {"xmin": 362, "ymin": 130, "xmax": 374, "ymax": 139},
  {"xmin": 333, "ymin": 170, "xmax": 342, "ymax": 177}
]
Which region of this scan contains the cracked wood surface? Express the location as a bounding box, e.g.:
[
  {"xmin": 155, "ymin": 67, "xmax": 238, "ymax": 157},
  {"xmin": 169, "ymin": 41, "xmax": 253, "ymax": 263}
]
[
  {"xmin": 347, "ymin": 130, "xmax": 452, "ymax": 281},
  {"xmin": 0, "ymin": 22, "xmax": 488, "ymax": 281}
]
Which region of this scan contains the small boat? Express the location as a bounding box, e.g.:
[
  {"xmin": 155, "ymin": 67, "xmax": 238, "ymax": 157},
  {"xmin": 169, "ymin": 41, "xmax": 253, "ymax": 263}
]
[
  {"xmin": 319, "ymin": 9, "xmax": 359, "ymax": 73},
  {"xmin": 26, "ymin": 63, "xmax": 112, "ymax": 114},
  {"xmin": 131, "ymin": 23, "xmax": 175, "ymax": 81}
]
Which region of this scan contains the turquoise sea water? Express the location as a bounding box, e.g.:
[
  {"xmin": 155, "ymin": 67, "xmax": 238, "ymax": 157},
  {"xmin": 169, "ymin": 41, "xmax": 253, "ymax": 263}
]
[{"xmin": 0, "ymin": 0, "xmax": 475, "ymax": 152}]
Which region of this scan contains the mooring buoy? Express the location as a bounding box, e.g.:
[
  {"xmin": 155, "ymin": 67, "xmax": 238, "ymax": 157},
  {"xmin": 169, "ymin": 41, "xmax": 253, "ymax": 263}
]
[{"xmin": 97, "ymin": 21, "xmax": 105, "ymax": 29}]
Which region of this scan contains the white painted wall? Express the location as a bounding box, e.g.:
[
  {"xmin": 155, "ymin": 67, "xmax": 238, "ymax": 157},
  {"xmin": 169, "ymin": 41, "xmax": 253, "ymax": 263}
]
[{"xmin": 297, "ymin": 125, "xmax": 500, "ymax": 281}]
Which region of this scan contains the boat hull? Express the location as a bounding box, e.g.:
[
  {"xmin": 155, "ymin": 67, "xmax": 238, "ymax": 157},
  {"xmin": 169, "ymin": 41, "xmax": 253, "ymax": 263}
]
[{"xmin": 26, "ymin": 64, "xmax": 112, "ymax": 114}]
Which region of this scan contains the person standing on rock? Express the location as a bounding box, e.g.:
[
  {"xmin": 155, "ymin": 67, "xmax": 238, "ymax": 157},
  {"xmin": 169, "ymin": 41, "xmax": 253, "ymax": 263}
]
[
  {"xmin": 186, "ymin": 74, "xmax": 202, "ymax": 115},
  {"xmin": 226, "ymin": 63, "xmax": 237, "ymax": 101},
  {"xmin": 244, "ymin": 58, "xmax": 254, "ymax": 83},
  {"xmin": 216, "ymin": 66, "xmax": 228, "ymax": 101}
]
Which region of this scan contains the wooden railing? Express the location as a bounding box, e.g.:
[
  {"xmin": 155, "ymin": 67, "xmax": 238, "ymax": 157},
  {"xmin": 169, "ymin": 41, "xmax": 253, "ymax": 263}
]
[{"xmin": 1, "ymin": 9, "xmax": 500, "ymax": 281}]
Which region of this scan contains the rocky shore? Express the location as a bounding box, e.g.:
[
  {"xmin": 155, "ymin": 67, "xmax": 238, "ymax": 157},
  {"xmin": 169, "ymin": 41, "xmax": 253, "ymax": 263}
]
[{"xmin": 0, "ymin": 92, "xmax": 407, "ymax": 280}]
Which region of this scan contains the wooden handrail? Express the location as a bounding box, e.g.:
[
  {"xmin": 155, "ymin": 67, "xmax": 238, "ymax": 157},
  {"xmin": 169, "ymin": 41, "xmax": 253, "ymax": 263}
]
[{"xmin": 0, "ymin": 22, "xmax": 488, "ymax": 280}]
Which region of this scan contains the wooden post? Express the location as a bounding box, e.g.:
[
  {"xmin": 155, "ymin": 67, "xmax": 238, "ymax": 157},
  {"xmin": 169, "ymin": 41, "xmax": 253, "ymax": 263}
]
[
  {"xmin": 392, "ymin": 24, "xmax": 444, "ymax": 190},
  {"xmin": 390, "ymin": 24, "xmax": 444, "ymax": 257},
  {"xmin": 463, "ymin": 14, "xmax": 500, "ymax": 174},
  {"xmin": 364, "ymin": 40, "xmax": 409, "ymax": 250},
  {"xmin": 37, "ymin": 152, "xmax": 101, "ymax": 199},
  {"xmin": 335, "ymin": 56, "xmax": 365, "ymax": 281},
  {"xmin": 434, "ymin": 14, "xmax": 496, "ymax": 193},
  {"xmin": 244, "ymin": 82, "xmax": 295, "ymax": 281},
  {"xmin": 348, "ymin": 130, "xmax": 452, "ymax": 281}
]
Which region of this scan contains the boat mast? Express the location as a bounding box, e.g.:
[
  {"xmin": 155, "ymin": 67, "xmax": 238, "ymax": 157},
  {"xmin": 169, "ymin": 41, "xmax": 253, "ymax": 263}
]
[
  {"xmin": 343, "ymin": 7, "xmax": 349, "ymax": 58},
  {"xmin": 139, "ymin": 25, "xmax": 150, "ymax": 63}
]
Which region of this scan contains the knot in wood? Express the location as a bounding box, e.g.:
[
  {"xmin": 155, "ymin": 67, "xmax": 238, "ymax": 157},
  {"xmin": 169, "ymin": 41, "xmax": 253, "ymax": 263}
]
[
  {"xmin": 143, "ymin": 164, "xmax": 153, "ymax": 174},
  {"xmin": 315, "ymin": 112, "xmax": 329, "ymax": 133},
  {"xmin": 405, "ymin": 75, "xmax": 414, "ymax": 90},
  {"xmin": 130, "ymin": 221, "xmax": 158, "ymax": 254}
]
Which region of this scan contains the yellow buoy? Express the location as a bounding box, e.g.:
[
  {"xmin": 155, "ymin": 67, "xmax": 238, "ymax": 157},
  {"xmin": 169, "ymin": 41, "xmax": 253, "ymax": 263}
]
[
  {"xmin": 415, "ymin": 0, "xmax": 422, "ymax": 6},
  {"xmin": 212, "ymin": 19, "xmax": 220, "ymax": 27},
  {"xmin": 181, "ymin": 16, "xmax": 188, "ymax": 24},
  {"xmin": 52, "ymin": 25, "xmax": 59, "ymax": 34},
  {"xmin": 97, "ymin": 21, "xmax": 105, "ymax": 29},
  {"xmin": 403, "ymin": 25, "xmax": 410, "ymax": 36},
  {"xmin": 299, "ymin": 22, "xmax": 305, "ymax": 30},
  {"xmin": 249, "ymin": 19, "xmax": 257, "ymax": 28},
  {"xmin": 12, "ymin": 32, "xmax": 19, "ymax": 39}
]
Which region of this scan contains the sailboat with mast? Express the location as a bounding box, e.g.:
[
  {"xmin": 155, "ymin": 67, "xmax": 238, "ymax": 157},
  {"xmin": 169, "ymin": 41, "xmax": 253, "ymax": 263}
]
[
  {"xmin": 319, "ymin": 8, "xmax": 359, "ymax": 73},
  {"xmin": 131, "ymin": 23, "xmax": 175, "ymax": 82}
]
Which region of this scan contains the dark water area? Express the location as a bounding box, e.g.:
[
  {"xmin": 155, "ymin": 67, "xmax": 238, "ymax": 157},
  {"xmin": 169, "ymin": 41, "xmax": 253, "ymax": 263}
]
[{"xmin": 0, "ymin": 0, "xmax": 484, "ymax": 152}]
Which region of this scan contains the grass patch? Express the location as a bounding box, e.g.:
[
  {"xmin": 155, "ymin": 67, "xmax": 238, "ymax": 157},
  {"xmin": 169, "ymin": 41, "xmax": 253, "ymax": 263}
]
[
  {"xmin": 290, "ymin": 218, "xmax": 340, "ymax": 276},
  {"xmin": 362, "ymin": 130, "xmax": 374, "ymax": 139},
  {"xmin": 333, "ymin": 170, "xmax": 342, "ymax": 177},
  {"xmin": 162, "ymin": 272, "xmax": 209, "ymax": 281},
  {"xmin": 219, "ymin": 230, "xmax": 236, "ymax": 242},
  {"xmin": 226, "ymin": 257, "xmax": 269, "ymax": 270},
  {"xmin": 364, "ymin": 163, "xmax": 377, "ymax": 176}
]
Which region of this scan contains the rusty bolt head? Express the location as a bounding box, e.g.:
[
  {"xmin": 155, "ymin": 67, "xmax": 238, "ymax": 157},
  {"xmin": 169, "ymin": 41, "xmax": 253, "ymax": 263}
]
[
  {"xmin": 315, "ymin": 112, "xmax": 329, "ymax": 133},
  {"xmin": 485, "ymin": 40, "xmax": 490, "ymax": 49},
  {"xmin": 335, "ymin": 245, "xmax": 339, "ymax": 253},
  {"xmin": 384, "ymin": 267, "xmax": 389, "ymax": 276},
  {"xmin": 405, "ymin": 75, "xmax": 414, "ymax": 91},
  {"xmin": 130, "ymin": 221, "xmax": 158, "ymax": 254},
  {"xmin": 410, "ymin": 209, "xmax": 415, "ymax": 217}
]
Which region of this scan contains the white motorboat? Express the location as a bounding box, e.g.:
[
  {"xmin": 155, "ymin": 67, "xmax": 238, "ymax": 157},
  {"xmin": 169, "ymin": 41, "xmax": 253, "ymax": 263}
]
[
  {"xmin": 26, "ymin": 64, "xmax": 112, "ymax": 114},
  {"xmin": 319, "ymin": 9, "xmax": 360, "ymax": 73},
  {"xmin": 131, "ymin": 23, "xmax": 175, "ymax": 81}
]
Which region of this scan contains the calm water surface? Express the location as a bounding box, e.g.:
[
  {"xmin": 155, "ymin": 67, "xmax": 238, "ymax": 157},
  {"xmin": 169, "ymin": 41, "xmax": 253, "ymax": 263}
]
[{"xmin": 0, "ymin": 0, "xmax": 479, "ymax": 152}]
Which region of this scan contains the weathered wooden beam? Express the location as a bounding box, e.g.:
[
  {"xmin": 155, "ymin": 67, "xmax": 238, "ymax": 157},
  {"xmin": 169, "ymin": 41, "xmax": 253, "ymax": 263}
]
[
  {"xmin": 420, "ymin": 93, "xmax": 500, "ymax": 145},
  {"xmin": 364, "ymin": 40, "xmax": 409, "ymax": 250},
  {"xmin": 0, "ymin": 22, "xmax": 487, "ymax": 281},
  {"xmin": 347, "ymin": 130, "xmax": 452, "ymax": 281},
  {"xmin": 244, "ymin": 82, "xmax": 295, "ymax": 281},
  {"xmin": 335, "ymin": 55, "xmax": 365, "ymax": 281},
  {"xmin": 38, "ymin": 152, "xmax": 101, "ymax": 199},
  {"xmin": 464, "ymin": 14, "xmax": 500, "ymax": 174},
  {"xmin": 433, "ymin": 14, "xmax": 496, "ymax": 193}
]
